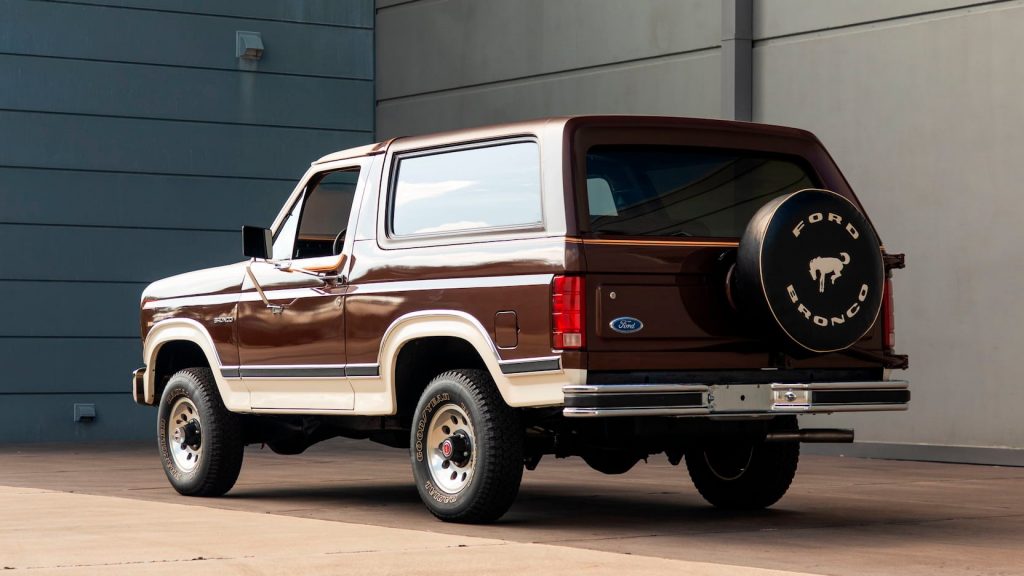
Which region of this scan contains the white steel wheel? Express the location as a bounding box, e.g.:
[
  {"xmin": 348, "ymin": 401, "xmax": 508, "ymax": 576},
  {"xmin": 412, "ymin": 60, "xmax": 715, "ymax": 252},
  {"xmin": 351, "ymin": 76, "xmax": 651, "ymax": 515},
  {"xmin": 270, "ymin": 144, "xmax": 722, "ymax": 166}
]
[
  {"xmin": 167, "ymin": 397, "xmax": 203, "ymax": 473},
  {"xmin": 425, "ymin": 404, "xmax": 477, "ymax": 495},
  {"xmin": 157, "ymin": 367, "xmax": 244, "ymax": 497},
  {"xmin": 410, "ymin": 369, "xmax": 523, "ymax": 524}
]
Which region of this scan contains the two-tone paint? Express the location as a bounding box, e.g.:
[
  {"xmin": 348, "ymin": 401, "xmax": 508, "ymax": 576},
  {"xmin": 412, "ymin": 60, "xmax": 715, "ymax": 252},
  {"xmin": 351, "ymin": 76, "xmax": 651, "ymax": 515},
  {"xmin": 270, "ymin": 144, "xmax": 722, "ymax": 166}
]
[{"xmin": 136, "ymin": 115, "xmax": 905, "ymax": 417}]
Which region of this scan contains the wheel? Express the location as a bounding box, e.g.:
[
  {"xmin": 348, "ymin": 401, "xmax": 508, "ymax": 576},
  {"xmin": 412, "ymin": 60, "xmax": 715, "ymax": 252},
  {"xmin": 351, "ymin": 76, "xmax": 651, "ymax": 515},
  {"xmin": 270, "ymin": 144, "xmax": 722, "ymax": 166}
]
[
  {"xmin": 685, "ymin": 438, "xmax": 799, "ymax": 510},
  {"xmin": 733, "ymin": 188, "xmax": 884, "ymax": 355},
  {"xmin": 410, "ymin": 369, "xmax": 523, "ymax": 523},
  {"xmin": 582, "ymin": 450, "xmax": 641, "ymax": 475},
  {"xmin": 157, "ymin": 367, "xmax": 244, "ymax": 496}
]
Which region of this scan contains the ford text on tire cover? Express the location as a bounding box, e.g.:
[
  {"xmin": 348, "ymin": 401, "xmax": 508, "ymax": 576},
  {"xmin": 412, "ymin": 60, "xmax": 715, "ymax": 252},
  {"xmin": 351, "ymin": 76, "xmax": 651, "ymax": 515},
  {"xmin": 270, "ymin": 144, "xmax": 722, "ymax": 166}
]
[{"xmin": 132, "ymin": 116, "xmax": 908, "ymax": 523}]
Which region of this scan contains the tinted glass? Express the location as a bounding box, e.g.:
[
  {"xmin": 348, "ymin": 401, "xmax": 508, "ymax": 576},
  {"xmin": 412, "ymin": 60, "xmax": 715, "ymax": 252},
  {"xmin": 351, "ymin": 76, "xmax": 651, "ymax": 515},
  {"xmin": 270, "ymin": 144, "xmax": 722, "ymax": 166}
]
[
  {"xmin": 585, "ymin": 146, "xmax": 816, "ymax": 238},
  {"xmin": 392, "ymin": 142, "xmax": 542, "ymax": 236},
  {"xmin": 275, "ymin": 168, "xmax": 359, "ymax": 260}
]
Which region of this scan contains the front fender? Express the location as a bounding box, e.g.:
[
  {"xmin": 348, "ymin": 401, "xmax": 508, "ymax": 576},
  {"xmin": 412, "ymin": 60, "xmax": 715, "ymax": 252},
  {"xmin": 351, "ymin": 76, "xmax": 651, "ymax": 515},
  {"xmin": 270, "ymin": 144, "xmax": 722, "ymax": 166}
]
[{"xmin": 142, "ymin": 318, "xmax": 250, "ymax": 411}]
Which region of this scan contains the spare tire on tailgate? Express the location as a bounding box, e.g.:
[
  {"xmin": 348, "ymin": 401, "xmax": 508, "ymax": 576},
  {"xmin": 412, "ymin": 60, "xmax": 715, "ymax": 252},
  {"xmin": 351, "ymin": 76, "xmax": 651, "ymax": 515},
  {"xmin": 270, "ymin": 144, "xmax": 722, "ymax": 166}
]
[{"xmin": 733, "ymin": 189, "xmax": 884, "ymax": 354}]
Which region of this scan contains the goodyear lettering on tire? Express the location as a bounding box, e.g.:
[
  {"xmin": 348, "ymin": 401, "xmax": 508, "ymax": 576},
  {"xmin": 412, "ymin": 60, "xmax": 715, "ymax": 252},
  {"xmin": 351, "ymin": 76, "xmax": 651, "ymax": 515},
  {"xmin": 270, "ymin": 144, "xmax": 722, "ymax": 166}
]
[{"xmin": 414, "ymin": 392, "xmax": 449, "ymax": 463}]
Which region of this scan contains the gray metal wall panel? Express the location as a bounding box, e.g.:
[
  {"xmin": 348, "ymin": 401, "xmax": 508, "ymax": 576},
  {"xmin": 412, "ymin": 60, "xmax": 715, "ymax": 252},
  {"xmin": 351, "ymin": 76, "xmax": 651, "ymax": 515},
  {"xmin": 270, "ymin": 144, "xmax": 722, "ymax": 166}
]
[
  {"xmin": 63, "ymin": 0, "xmax": 374, "ymax": 28},
  {"xmin": 0, "ymin": 394, "xmax": 152, "ymax": 443},
  {"xmin": 376, "ymin": 0, "xmax": 719, "ymax": 100},
  {"xmin": 0, "ymin": 281, "xmax": 143, "ymax": 337},
  {"xmin": 0, "ymin": 168, "xmax": 290, "ymax": 230},
  {"xmin": 377, "ymin": 51, "xmax": 721, "ymax": 138},
  {"xmin": 0, "ymin": 339, "xmax": 141, "ymax": 394},
  {"xmin": 0, "ymin": 0, "xmax": 373, "ymax": 79},
  {"xmin": 753, "ymin": 0, "xmax": 983, "ymax": 39},
  {"xmin": 376, "ymin": 0, "xmax": 412, "ymax": 9},
  {"xmin": 0, "ymin": 54, "xmax": 373, "ymax": 131},
  {"xmin": 0, "ymin": 225, "xmax": 240, "ymax": 283},
  {"xmin": 2, "ymin": 0, "xmax": 374, "ymax": 443},
  {"xmin": 755, "ymin": 1, "xmax": 1024, "ymax": 449},
  {"xmin": 0, "ymin": 111, "xmax": 368, "ymax": 179}
]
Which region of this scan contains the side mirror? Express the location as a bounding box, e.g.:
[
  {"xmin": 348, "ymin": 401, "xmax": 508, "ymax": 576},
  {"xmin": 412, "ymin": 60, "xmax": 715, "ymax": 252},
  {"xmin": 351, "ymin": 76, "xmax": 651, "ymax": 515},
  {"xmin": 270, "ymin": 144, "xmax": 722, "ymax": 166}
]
[{"xmin": 242, "ymin": 226, "xmax": 273, "ymax": 260}]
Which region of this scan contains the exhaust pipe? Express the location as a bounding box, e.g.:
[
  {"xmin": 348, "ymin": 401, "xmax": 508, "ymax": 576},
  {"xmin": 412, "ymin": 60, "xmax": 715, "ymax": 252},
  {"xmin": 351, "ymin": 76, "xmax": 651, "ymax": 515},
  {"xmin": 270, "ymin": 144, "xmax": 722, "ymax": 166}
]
[{"xmin": 765, "ymin": 428, "xmax": 854, "ymax": 443}]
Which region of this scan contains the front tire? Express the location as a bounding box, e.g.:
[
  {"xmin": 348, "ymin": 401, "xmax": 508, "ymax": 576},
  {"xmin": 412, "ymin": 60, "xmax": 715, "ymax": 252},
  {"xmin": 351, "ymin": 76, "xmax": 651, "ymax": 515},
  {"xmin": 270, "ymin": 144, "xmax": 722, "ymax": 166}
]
[
  {"xmin": 686, "ymin": 437, "xmax": 799, "ymax": 510},
  {"xmin": 157, "ymin": 367, "xmax": 244, "ymax": 497},
  {"xmin": 410, "ymin": 369, "xmax": 523, "ymax": 523}
]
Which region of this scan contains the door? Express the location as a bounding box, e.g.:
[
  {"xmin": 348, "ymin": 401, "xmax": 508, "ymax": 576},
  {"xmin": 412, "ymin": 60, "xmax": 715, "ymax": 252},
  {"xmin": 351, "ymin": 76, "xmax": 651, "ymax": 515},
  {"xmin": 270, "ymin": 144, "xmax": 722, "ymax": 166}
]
[{"xmin": 236, "ymin": 166, "xmax": 363, "ymax": 410}]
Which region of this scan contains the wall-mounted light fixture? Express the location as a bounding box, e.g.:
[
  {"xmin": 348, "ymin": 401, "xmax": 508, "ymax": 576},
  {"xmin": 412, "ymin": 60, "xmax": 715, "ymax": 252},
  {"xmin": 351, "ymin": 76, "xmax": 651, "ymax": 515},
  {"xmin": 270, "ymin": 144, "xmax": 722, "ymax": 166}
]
[{"xmin": 236, "ymin": 31, "xmax": 264, "ymax": 60}]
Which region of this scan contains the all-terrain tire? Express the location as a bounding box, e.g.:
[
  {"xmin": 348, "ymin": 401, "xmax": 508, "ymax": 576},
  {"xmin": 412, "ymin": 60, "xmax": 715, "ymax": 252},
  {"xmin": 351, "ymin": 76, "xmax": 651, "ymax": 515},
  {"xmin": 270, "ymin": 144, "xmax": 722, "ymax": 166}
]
[
  {"xmin": 157, "ymin": 367, "xmax": 244, "ymax": 497},
  {"xmin": 685, "ymin": 437, "xmax": 799, "ymax": 510},
  {"xmin": 410, "ymin": 369, "xmax": 523, "ymax": 523}
]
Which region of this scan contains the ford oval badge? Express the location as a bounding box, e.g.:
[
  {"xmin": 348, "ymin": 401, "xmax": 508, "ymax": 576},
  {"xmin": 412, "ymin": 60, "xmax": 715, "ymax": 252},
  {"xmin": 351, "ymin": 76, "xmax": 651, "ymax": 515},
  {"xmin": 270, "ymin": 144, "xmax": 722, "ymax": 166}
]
[{"xmin": 609, "ymin": 317, "xmax": 644, "ymax": 334}]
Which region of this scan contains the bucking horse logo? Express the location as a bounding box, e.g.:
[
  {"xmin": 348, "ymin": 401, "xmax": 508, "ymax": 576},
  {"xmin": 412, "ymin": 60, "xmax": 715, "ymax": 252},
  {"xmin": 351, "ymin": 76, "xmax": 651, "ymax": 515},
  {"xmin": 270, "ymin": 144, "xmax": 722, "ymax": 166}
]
[{"xmin": 808, "ymin": 252, "xmax": 850, "ymax": 293}]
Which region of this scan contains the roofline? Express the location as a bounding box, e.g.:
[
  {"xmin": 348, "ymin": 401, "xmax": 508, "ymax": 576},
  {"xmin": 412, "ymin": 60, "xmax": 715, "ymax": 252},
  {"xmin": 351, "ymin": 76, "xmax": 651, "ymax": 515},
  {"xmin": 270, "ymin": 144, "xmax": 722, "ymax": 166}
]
[
  {"xmin": 311, "ymin": 115, "xmax": 820, "ymax": 165},
  {"xmin": 312, "ymin": 139, "xmax": 393, "ymax": 165}
]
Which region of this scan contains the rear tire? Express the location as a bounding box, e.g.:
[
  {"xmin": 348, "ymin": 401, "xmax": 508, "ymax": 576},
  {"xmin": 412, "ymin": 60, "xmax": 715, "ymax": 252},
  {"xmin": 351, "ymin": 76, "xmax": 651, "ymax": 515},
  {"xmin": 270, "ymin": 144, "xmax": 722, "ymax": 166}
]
[
  {"xmin": 410, "ymin": 369, "xmax": 523, "ymax": 523},
  {"xmin": 686, "ymin": 437, "xmax": 799, "ymax": 510},
  {"xmin": 157, "ymin": 367, "xmax": 244, "ymax": 497}
]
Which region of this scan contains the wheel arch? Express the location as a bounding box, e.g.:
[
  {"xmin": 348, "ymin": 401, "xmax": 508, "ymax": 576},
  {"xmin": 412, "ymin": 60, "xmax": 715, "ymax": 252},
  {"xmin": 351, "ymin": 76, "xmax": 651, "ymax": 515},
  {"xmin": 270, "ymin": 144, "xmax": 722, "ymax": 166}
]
[
  {"xmin": 372, "ymin": 310, "xmax": 579, "ymax": 416},
  {"xmin": 379, "ymin": 311, "xmax": 500, "ymax": 418},
  {"xmin": 143, "ymin": 319, "xmax": 249, "ymax": 411}
]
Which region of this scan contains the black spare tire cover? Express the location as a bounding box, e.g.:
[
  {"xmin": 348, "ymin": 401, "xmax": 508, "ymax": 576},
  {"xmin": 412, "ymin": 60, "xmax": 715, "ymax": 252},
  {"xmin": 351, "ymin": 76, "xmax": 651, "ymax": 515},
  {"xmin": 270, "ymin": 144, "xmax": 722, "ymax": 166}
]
[{"xmin": 734, "ymin": 189, "xmax": 884, "ymax": 354}]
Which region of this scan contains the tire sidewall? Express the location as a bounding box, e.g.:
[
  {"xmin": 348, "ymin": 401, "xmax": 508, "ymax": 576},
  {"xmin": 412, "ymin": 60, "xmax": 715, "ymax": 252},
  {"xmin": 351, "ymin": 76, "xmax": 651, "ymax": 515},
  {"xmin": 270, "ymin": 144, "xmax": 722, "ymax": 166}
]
[
  {"xmin": 157, "ymin": 373, "xmax": 213, "ymax": 493},
  {"xmin": 410, "ymin": 378, "xmax": 488, "ymax": 517}
]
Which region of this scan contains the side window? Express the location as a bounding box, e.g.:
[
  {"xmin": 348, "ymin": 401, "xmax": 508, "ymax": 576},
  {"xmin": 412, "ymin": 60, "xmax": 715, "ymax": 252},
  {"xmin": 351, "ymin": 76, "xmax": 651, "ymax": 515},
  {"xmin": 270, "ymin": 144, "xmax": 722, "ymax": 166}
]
[
  {"xmin": 273, "ymin": 168, "xmax": 360, "ymax": 260},
  {"xmin": 294, "ymin": 168, "xmax": 360, "ymax": 259},
  {"xmin": 391, "ymin": 141, "xmax": 542, "ymax": 237}
]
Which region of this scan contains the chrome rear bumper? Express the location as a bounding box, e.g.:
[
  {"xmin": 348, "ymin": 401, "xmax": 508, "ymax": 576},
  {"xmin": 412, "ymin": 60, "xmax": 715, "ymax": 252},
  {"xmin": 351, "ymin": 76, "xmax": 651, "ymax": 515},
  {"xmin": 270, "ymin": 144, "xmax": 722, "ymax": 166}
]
[{"xmin": 562, "ymin": 380, "xmax": 909, "ymax": 418}]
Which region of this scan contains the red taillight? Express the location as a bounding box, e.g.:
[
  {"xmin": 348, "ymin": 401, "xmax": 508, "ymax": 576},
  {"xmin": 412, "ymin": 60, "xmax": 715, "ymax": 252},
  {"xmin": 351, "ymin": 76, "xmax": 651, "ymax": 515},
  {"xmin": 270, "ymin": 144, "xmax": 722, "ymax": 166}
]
[
  {"xmin": 882, "ymin": 277, "xmax": 895, "ymax": 350},
  {"xmin": 552, "ymin": 275, "xmax": 585, "ymax": 350}
]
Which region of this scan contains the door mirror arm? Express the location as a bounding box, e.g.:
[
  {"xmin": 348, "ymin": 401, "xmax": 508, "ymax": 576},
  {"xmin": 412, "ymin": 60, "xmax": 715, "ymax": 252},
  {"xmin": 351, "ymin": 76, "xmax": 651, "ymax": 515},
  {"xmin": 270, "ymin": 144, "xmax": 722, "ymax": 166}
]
[{"xmin": 245, "ymin": 262, "xmax": 284, "ymax": 313}]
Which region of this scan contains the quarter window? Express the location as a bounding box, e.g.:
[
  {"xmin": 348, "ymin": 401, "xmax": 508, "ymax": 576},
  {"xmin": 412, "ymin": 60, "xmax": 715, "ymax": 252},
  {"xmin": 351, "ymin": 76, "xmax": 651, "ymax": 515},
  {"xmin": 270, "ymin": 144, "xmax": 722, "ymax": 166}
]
[{"xmin": 391, "ymin": 142, "xmax": 542, "ymax": 237}]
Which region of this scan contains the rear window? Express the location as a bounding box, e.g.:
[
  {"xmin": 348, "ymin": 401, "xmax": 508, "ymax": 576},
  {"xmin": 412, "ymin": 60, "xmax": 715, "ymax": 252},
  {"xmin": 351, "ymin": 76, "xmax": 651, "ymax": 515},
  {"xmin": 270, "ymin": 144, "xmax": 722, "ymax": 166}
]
[{"xmin": 585, "ymin": 146, "xmax": 816, "ymax": 238}]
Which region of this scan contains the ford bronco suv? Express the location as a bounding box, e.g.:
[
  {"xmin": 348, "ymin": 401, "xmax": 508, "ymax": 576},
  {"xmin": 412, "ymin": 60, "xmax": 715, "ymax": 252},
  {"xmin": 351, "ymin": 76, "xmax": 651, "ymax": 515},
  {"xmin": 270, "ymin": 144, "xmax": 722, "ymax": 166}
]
[{"xmin": 134, "ymin": 115, "xmax": 908, "ymax": 523}]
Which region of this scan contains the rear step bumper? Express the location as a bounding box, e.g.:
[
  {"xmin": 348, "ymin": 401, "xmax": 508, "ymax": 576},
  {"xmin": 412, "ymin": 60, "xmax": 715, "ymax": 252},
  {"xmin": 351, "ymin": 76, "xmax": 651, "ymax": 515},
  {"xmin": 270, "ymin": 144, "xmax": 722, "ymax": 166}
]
[{"xmin": 562, "ymin": 380, "xmax": 909, "ymax": 418}]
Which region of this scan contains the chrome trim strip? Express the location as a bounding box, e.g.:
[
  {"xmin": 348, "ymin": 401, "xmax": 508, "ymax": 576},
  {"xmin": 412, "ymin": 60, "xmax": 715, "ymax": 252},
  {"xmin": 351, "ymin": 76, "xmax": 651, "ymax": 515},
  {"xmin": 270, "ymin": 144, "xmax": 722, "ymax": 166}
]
[
  {"xmin": 564, "ymin": 407, "xmax": 713, "ymax": 418},
  {"xmin": 219, "ymin": 363, "xmax": 380, "ymax": 379},
  {"xmin": 499, "ymin": 357, "xmax": 561, "ymax": 374},
  {"xmin": 240, "ymin": 366, "xmax": 347, "ymax": 378},
  {"xmin": 773, "ymin": 404, "xmax": 910, "ymax": 414},
  {"xmin": 352, "ymin": 274, "xmax": 554, "ymax": 295},
  {"xmin": 563, "ymin": 380, "xmax": 909, "ymax": 418},
  {"xmin": 345, "ymin": 364, "xmax": 380, "ymax": 377},
  {"xmin": 564, "ymin": 384, "xmax": 709, "ymax": 394},
  {"xmin": 770, "ymin": 380, "xmax": 909, "ymax": 390}
]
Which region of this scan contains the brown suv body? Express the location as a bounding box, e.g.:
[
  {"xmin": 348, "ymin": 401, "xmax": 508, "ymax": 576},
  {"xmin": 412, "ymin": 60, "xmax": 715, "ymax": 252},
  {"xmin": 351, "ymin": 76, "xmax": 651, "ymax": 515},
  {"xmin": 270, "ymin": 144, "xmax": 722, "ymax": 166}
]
[{"xmin": 134, "ymin": 116, "xmax": 908, "ymax": 522}]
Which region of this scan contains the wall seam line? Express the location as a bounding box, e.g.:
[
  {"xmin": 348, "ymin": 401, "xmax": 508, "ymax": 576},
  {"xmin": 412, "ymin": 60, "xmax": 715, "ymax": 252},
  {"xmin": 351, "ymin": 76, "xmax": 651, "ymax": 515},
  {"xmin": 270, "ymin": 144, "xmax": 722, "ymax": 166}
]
[
  {"xmin": 377, "ymin": 45, "xmax": 721, "ymax": 104},
  {"xmin": 0, "ymin": 51, "xmax": 374, "ymax": 82},
  {"xmin": 754, "ymin": 0, "xmax": 1019, "ymax": 44},
  {"xmin": 32, "ymin": 0, "xmax": 375, "ymax": 31}
]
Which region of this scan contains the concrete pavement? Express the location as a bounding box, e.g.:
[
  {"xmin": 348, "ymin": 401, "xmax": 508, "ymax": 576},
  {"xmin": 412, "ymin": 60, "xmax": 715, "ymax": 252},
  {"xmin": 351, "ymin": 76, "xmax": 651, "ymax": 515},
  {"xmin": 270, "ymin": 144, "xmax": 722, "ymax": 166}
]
[
  {"xmin": 0, "ymin": 439, "xmax": 1022, "ymax": 575},
  {"xmin": 0, "ymin": 485, "xmax": 818, "ymax": 575}
]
